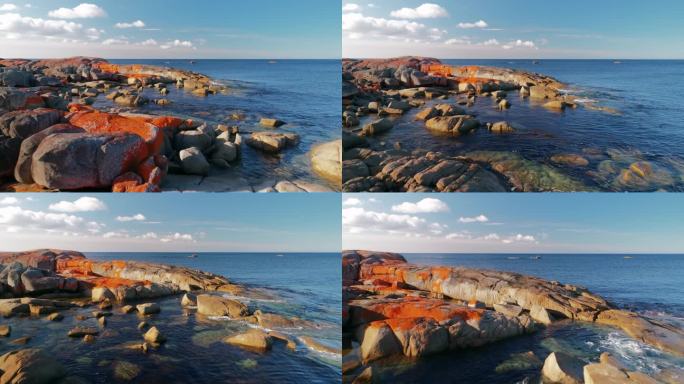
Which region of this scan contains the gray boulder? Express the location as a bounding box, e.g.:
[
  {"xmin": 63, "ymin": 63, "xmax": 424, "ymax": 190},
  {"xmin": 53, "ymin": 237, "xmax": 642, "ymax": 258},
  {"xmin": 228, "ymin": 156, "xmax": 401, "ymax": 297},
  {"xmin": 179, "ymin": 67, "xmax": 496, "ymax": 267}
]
[
  {"xmin": 179, "ymin": 147, "xmax": 210, "ymax": 175},
  {"xmin": 14, "ymin": 124, "xmax": 85, "ymax": 184}
]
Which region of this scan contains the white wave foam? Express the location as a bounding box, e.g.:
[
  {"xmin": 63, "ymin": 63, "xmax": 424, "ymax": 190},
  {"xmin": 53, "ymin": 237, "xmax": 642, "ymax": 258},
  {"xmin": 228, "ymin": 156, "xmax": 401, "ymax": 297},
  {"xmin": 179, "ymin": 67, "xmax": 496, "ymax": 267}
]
[{"xmin": 574, "ymin": 98, "xmax": 598, "ymax": 104}]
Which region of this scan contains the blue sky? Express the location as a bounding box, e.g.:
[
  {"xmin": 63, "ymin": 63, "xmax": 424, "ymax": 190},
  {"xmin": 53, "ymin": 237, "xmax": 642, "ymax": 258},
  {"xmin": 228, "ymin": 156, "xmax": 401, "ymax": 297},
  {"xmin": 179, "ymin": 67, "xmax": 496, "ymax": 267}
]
[
  {"xmin": 343, "ymin": 194, "xmax": 684, "ymax": 253},
  {"xmin": 0, "ymin": 194, "xmax": 340, "ymax": 252},
  {"xmin": 343, "ymin": 1, "xmax": 684, "ymax": 59},
  {"xmin": 0, "ymin": 1, "xmax": 340, "ymax": 58}
]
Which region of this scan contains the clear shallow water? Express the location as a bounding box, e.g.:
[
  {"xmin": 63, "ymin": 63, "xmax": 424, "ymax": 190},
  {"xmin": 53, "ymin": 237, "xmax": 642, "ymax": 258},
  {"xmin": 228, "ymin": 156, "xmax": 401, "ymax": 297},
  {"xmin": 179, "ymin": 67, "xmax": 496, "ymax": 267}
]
[
  {"xmin": 1, "ymin": 252, "xmax": 341, "ymax": 383},
  {"xmin": 372, "ymin": 253, "xmax": 684, "ymax": 383},
  {"xmin": 104, "ymin": 60, "xmax": 340, "ymax": 188},
  {"xmin": 353, "ymin": 60, "xmax": 684, "ymax": 191}
]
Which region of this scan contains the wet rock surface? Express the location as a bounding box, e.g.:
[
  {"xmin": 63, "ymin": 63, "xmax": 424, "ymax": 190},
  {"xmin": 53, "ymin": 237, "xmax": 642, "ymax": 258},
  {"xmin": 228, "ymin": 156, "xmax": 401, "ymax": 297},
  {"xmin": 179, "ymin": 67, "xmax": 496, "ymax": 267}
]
[{"xmin": 342, "ymin": 250, "xmax": 683, "ymax": 383}]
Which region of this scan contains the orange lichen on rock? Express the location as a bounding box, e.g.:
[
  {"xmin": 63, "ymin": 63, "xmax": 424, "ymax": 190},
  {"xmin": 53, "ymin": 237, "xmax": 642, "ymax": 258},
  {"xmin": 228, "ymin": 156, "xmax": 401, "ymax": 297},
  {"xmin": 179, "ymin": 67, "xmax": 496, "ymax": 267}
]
[
  {"xmin": 56, "ymin": 258, "xmax": 93, "ymax": 275},
  {"xmin": 67, "ymin": 110, "xmax": 161, "ymax": 155},
  {"xmin": 364, "ymin": 297, "xmax": 483, "ymax": 323},
  {"xmin": 80, "ymin": 276, "xmax": 148, "ymax": 289}
]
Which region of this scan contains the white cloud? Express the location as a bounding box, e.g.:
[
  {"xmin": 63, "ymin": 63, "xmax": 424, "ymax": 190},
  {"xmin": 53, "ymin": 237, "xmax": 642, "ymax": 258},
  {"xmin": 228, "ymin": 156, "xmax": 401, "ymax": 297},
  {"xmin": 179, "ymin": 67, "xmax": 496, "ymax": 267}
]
[
  {"xmin": 482, "ymin": 233, "xmax": 500, "ymax": 241},
  {"xmin": 139, "ymin": 38, "xmax": 157, "ymax": 46},
  {"xmin": 48, "ymin": 3, "xmax": 106, "ymax": 19},
  {"xmin": 49, "ymin": 197, "xmax": 106, "ymax": 212},
  {"xmin": 445, "ymin": 38, "xmax": 470, "ymax": 45},
  {"xmin": 390, "ymin": 3, "xmax": 448, "ymax": 19},
  {"xmin": 458, "ymin": 20, "xmax": 488, "ymax": 29},
  {"xmin": 502, "ymin": 234, "xmax": 537, "ymax": 244},
  {"xmin": 343, "ymin": 197, "xmax": 362, "ymax": 207},
  {"xmin": 160, "ymin": 39, "xmax": 193, "ymax": 49},
  {"xmin": 0, "ymin": 3, "xmax": 17, "ymax": 11},
  {"xmin": 115, "ymin": 20, "xmax": 145, "ymax": 29},
  {"xmin": 139, "ymin": 232, "xmax": 158, "ymax": 239},
  {"xmin": 160, "ymin": 232, "xmax": 194, "ymax": 242},
  {"xmin": 342, "ymin": 3, "xmax": 360, "ymax": 12},
  {"xmin": 85, "ymin": 27, "xmax": 101, "ymax": 40},
  {"xmin": 0, "ymin": 197, "xmax": 19, "ymax": 205},
  {"xmin": 459, "ymin": 215, "xmax": 489, "ymax": 223},
  {"xmin": 483, "ymin": 38, "xmax": 500, "ymax": 46},
  {"xmin": 502, "ymin": 39, "xmax": 537, "ymax": 50},
  {"xmin": 0, "ymin": 206, "xmax": 103, "ymax": 234},
  {"xmin": 392, "ymin": 198, "xmax": 449, "ymax": 214},
  {"xmin": 102, "ymin": 37, "xmax": 128, "ymax": 45},
  {"xmin": 367, "ymin": 3, "xmax": 376, "ymax": 8},
  {"xmin": 0, "ymin": 13, "xmax": 84, "ymax": 39},
  {"xmin": 103, "ymin": 231, "xmax": 128, "ymax": 239},
  {"xmin": 446, "ymin": 231, "xmax": 471, "ymax": 240},
  {"xmin": 116, "ymin": 214, "xmax": 146, "ymax": 222},
  {"xmin": 343, "ymin": 11, "xmax": 444, "ymax": 42},
  {"xmin": 344, "ymin": 207, "xmax": 426, "ymax": 234}
]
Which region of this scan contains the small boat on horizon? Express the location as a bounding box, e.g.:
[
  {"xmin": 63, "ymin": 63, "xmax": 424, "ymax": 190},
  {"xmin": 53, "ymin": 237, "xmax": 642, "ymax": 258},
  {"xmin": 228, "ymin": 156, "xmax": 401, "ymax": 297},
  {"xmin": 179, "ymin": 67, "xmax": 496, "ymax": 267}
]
[
  {"xmin": 623, "ymin": 256, "xmax": 634, "ymax": 259},
  {"xmin": 532, "ymin": 60, "xmax": 540, "ymax": 64},
  {"xmin": 530, "ymin": 255, "xmax": 542, "ymax": 260},
  {"xmin": 268, "ymin": 60, "xmax": 277, "ymax": 64},
  {"xmin": 613, "ymin": 61, "xmax": 622, "ymax": 64},
  {"xmin": 189, "ymin": 60, "xmax": 197, "ymax": 64},
  {"xmin": 276, "ymin": 254, "xmax": 284, "ymax": 257},
  {"xmin": 506, "ymin": 256, "xmax": 520, "ymax": 260},
  {"xmin": 188, "ymin": 253, "xmax": 198, "ymax": 258}
]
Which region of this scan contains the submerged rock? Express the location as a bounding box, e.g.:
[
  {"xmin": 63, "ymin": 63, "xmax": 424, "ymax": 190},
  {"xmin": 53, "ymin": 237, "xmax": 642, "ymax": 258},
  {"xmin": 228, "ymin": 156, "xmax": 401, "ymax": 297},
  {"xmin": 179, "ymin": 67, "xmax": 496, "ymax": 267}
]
[{"xmin": 246, "ymin": 132, "xmax": 299, "ymax": 153}]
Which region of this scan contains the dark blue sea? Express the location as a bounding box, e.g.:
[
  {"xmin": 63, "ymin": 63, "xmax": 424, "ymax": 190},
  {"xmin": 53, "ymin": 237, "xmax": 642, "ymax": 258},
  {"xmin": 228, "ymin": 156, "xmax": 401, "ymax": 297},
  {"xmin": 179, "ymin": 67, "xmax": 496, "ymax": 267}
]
[
  {"xmin": 0, "ymin": 252, "xmax": 341, "ymax": 383},
  {"xmin": 364, "ymin": 253, "xmax": 684, "ymax": 383},
  {"xmin": 106, "ymin": 59, "xmax": 340, "ymax": 188},
  {"xmin": 354, "ymin": 59, "xmax": 684, "ymax": 191}
]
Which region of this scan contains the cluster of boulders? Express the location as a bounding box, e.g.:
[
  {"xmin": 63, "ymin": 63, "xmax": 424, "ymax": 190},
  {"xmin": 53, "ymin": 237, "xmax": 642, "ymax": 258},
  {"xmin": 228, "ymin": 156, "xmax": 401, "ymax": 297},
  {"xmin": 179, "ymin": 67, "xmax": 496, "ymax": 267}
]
[
  {"xmin": 342, "ymin": 250, "xmax": 684, "ymax": 383},
  {"xmin": 0, "ymin": 248, "xmax": 335, "ymax": 382},
  {"xmin": 341, "ymin": 57, "xmax": 665, "ymax": 192}
]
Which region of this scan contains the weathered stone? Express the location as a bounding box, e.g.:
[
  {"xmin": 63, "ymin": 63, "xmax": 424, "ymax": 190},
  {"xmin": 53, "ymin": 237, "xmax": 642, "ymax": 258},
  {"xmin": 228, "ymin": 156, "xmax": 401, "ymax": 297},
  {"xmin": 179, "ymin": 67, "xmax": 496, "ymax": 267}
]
[
  {"xmin": 246, "ymin": 132, "xmax": 299, "ymax": 153},
  {"xmin": 181, "ymin": 293, "xmax": 197, "ymax": 307},
  {"xmin": 542, "ymin": 352, "xmax": 584, "ymax": 384},
  {"xmin": 259, "ymin": 118, "xmax": 285, "ymax": 128},
  {"xmin": 425, "ymin": 115, "xmax": 479, "ymax": 135},
  {"xmin": 143, "ymin": 326, "xmax": 166, "ymax": 344},
  {"xmin": 490, "ymin": 121, "xmax": 514, "ymax": 134},
  {"xmin": 31, "ymin": 132, "xmax": 147, "ymax": 190},
  {"xmin": 67, "ymin": 327, "xmax": 99, "ymax": 337},
  {"xmin": 0, "ymin": 108, "xmax": 63, "ymax": 140},
  {"xmin": 361, "ymin": 118, "xmax": 393, "ymax": 136},
  {"xmin": 174, "ymin": 130, "xmax": 212, "ymax": 152},
  {"xmin": 358, "ymin": 321, "xmax": 402, "ymax": 362},
  {"xmin": 196, "ymin": 294, "xmax": 248, "ymax": 318},
  {"xmin": 224, "ymin": 329, "xmax": 272, "ymax": 351},
  {"xmin": 0, "ymin": 348, "xmax": 66, "ymax": 384},
  {"xmin": 179, "ymin": 147, "xmax": 210, "ymax": 175},
  {"xmin": 136, "ymin": 303, "xmax": 160, "ymax": 315},
  {"xmin": 310, "ymin": 139, "xmax": 341, "ymax": 186},
  {"xmin": 14, "ymin": 124, "xmax": 84, "ymax": 184}
]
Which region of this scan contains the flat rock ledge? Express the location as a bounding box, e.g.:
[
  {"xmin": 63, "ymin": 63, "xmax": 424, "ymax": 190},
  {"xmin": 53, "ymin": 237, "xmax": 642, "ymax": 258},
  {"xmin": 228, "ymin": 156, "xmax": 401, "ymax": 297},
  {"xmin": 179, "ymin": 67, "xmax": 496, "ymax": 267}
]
[{"xmin": 342, "ymin": 250, "xmax": 684, "ymax": 383}]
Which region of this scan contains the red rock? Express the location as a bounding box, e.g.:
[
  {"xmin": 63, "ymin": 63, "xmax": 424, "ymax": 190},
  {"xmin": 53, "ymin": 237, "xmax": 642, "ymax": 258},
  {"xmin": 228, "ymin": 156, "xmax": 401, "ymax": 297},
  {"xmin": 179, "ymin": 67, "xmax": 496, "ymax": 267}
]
[{"xmin": 67, "ymin": 111, "xmax": 161, "ymax": 155}]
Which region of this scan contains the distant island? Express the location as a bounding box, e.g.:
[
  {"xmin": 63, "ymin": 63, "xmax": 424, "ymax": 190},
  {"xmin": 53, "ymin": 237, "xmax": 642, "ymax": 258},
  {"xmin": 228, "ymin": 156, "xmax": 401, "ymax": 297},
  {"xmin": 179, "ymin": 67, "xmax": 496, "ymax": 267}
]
[{"xmin": 342, "ymin": 250, "xmax": 684, "ymax": 383}]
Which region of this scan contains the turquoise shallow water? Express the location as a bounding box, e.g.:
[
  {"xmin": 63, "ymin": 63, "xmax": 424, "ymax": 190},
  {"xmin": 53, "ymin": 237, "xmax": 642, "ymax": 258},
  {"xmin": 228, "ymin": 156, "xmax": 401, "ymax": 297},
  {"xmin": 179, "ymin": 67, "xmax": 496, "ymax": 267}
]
[
  {"xmin": 105, "ymin": 59, "xmax": 340, "ymax": 187},
  {"xmin": 371, "ymin": 253, "xmax": 684, "ymax": 383},
  {"xmin": 0, "ymin": 252, "xmax": 341, "ymax": 383}
]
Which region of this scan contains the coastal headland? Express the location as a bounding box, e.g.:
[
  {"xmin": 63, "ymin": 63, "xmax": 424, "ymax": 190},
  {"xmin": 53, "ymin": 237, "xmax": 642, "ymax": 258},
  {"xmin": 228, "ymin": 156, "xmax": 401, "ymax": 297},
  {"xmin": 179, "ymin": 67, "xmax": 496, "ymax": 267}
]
[
  {"xmin": 342, "ymin": 57, "xmax": 678, "ymax": 192},
  {"xmin": 0, "ymin": 249, "xmax": 337, "ymax": 383},
  {"xmin": 342, "ymin": 250, "xmax": 684, "ymax": 383},
  {"xmin": 0, "ymin": 57, "xmax": 340, "ymax": 192}
]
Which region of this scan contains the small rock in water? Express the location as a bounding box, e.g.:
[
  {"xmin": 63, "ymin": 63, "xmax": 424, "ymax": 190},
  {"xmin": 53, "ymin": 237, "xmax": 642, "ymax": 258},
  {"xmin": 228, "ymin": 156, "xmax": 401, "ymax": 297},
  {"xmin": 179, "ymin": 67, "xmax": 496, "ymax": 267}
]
[
  {"xmin": 47, "ymin": 312, "xmax": 64, "ymax": 321},
  {"xmin": 11, "ymin": 336, "xmax": 31, "ymax": 345},
  {"xmin": 0, "ymin": 324, "xmax": 10, "ymax": 337},
  {"xmin": 137, "ymin": 321, "xmax": 148, "ymax": 331},
  {"xmin": 121, "ymin": 305, "xmax": 136, "ymax": 314},
  {"xmin": 224, "ymin": 329, "xmax": 272, "ymax": 351},
  {"xmin": 136, "ymin": 303, "xmax": 161, "ymax": 315},
  {"xmin": 495, "ymin": 351, "xmax": 542, "ymax": 374},
  {"xmin": 83, "ymin": 334, "xmax": 95, "ymax": 343},
  {"xmin": 259, "ymin": 118, "xmax": 286, "ymax": 128},
  {"xmin": 68, "ymin": 326, "xmax": 99, "ymax": 337},
  {"xmin": 143, "ymin": 326, "xmax": 166, "ymax": 344}
]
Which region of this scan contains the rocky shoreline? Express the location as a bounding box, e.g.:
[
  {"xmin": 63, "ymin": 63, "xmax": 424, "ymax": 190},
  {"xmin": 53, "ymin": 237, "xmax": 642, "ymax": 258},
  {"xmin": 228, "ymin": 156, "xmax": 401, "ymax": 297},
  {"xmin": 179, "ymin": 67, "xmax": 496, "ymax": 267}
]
[
  {"xmin": 0, "ymin": 249, "xmax": 338, "ymax": 383},
  {"xmin": 0, "ymin": 57, "xmax": 340, "ymax": 192},
  {"xmin": 342, "ymin": 250, "xmax": 684, "ymax": 383},
  {"xmin": 341, "ymin": 57, "xmax": 678, "ymax": 192}
]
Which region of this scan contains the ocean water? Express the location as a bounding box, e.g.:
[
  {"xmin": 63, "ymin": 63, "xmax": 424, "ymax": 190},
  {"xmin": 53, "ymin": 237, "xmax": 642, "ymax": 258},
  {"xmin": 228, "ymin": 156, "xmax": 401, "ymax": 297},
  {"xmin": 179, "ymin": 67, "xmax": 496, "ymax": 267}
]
[
  {"xmin": 104, "ymin": 59, "xmax": 340, "ymax": 188},
  {"xmin": 0, "ymin": 252, "xmax": 341, "ymax": 383},
  {"xmin": 366, "ymin": 253, "xmax": 684, "ymax": 383},
  {"xmin": 352, "ymin": 60, "xmax": 684, "ymax": 191}
]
